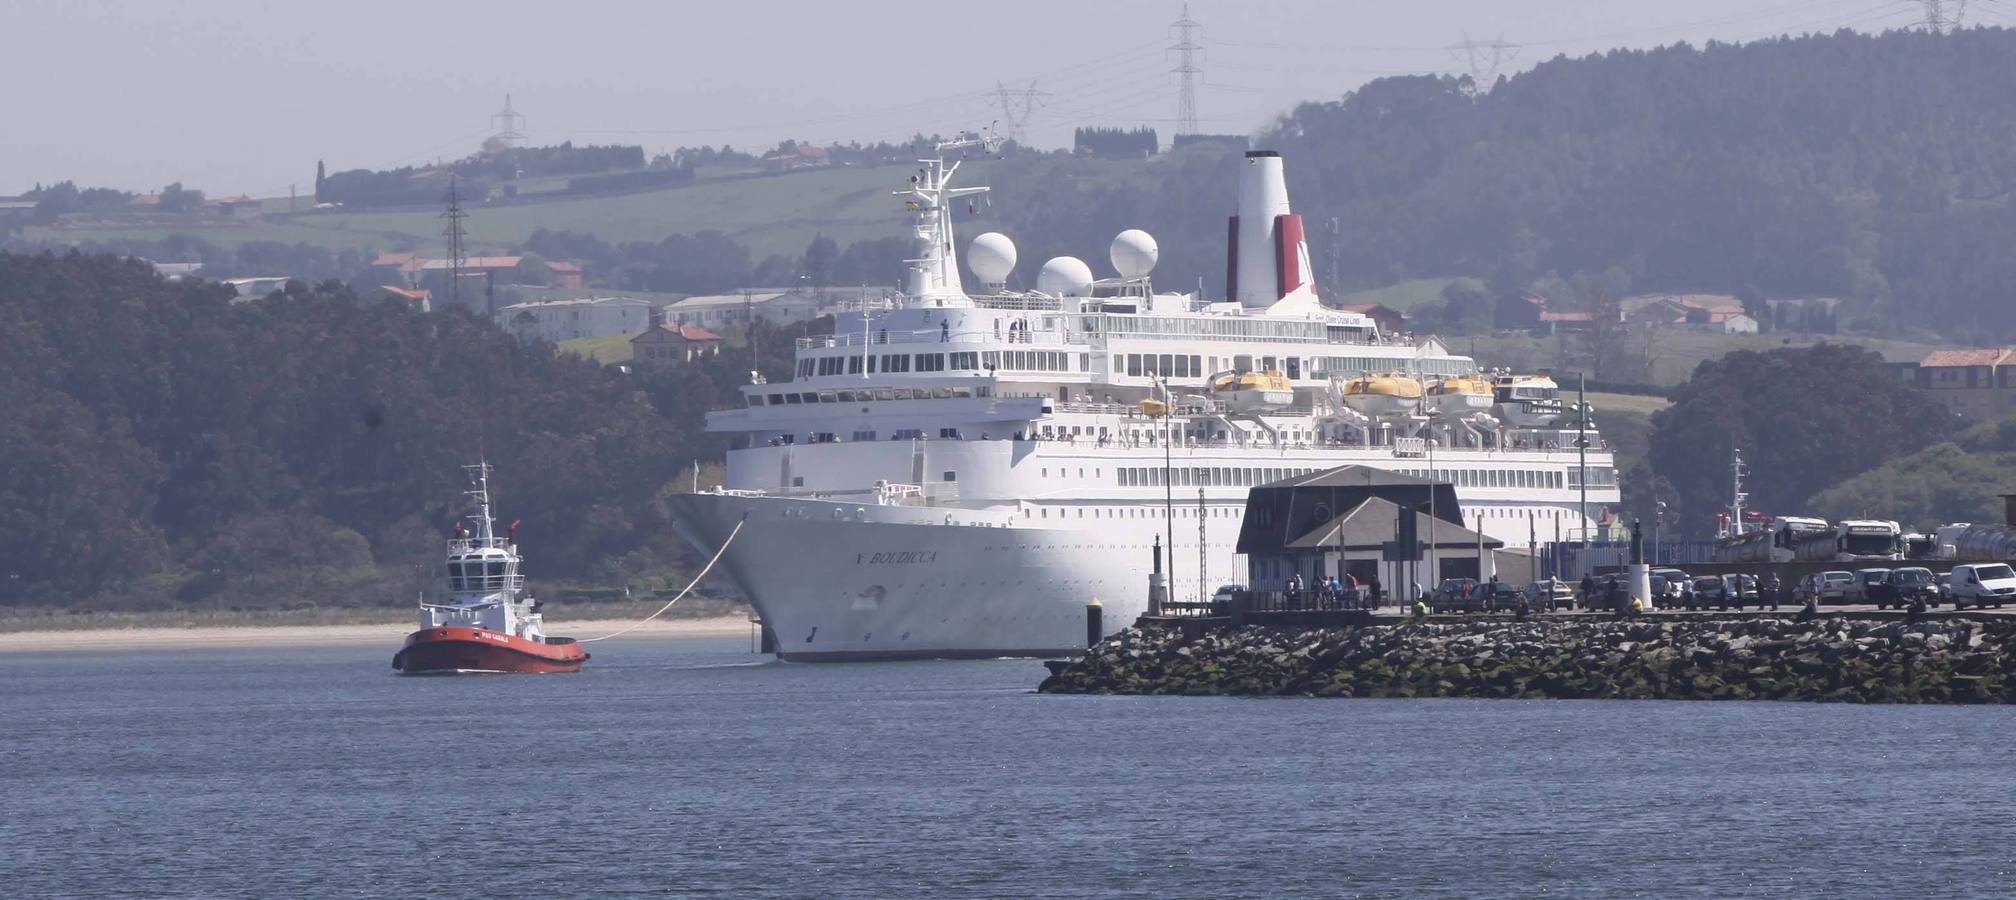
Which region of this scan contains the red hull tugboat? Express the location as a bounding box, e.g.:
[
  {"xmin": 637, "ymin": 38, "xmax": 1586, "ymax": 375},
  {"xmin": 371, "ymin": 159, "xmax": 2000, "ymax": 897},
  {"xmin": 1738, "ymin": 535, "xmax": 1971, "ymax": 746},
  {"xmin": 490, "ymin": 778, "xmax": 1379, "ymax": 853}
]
[{"xmin": 393, "ymin": 463, "xmax": 587, "ymax": 675}]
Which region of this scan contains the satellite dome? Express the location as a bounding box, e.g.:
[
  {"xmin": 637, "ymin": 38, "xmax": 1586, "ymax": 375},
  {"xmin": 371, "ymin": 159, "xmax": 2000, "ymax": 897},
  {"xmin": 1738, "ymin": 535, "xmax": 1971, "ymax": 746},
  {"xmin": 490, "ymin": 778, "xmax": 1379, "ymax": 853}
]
[
  {"xmin": 968, "ymin": 232, "xmax": 1017, "ymax": 285},
  {"xmin": 1035, "ymin": 256, "xmax": 1095, "ymax": 297},
  {"xmin": 1109, "ymin": 229, "xmax": 1159, "ymax": 280}
]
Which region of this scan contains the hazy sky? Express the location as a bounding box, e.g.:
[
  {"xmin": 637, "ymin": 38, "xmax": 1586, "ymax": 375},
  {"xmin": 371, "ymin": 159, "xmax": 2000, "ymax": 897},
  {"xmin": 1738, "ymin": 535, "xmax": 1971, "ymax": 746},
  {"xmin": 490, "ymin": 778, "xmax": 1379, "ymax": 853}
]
[{"xmin": 1, "ymin": 0, "xmax": 1966, "ymax": 196}]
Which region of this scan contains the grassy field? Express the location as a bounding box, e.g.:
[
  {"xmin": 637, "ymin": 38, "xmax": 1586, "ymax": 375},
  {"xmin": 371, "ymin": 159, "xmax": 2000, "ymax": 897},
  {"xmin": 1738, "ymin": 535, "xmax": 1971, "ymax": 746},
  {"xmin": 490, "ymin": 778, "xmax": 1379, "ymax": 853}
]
[
  {"xmin": 558, "ymin": 334, "xmax": 636, "ymax": 364},
  {"xmin": 1338, "ymin": 276, "xmax": 1483, "ymax": 311},
  {"xmin": 1465, "ymin": 330, "xmax": 1941, "ymax": 388},
  {"xmin": 24, "ymin": 162, "xmax": 927, "ymax": 260}
]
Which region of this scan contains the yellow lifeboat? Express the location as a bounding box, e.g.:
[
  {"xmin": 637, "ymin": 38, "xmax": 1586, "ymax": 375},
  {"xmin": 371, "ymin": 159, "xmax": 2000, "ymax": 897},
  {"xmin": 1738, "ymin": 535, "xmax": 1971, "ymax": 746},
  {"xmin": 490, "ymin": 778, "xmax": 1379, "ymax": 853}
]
[
  {"xmin": 1340, "ymin": 372, "xmax": 1424, "ymax": 416},
  {"xmin": 1209, "ymin": 369, "xmax": 1295, "ymax": 412},
  {"xmin": 1426, "ymin": 373, "xmax": 1495, "ymax": 415},
  {"xmin": 1137, "ymin": 397, "xmax": 1170, "ymax": 417}
]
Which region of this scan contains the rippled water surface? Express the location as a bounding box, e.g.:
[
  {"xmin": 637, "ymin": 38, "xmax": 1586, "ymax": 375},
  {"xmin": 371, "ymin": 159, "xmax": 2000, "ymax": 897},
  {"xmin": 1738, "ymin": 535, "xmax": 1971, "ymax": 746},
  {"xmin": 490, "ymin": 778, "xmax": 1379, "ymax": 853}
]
[{"xmin": 5, "ymin": 633, "xmax": 2015, "ymax": 898}]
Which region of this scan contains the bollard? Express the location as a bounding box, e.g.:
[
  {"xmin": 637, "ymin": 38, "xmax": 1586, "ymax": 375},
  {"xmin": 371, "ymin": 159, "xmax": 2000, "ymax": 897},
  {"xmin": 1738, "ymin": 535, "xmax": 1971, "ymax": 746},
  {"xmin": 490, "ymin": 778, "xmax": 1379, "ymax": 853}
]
[{"xmin": 1086, "ymin": 598, "xmax": 1104, "ymax": 648}]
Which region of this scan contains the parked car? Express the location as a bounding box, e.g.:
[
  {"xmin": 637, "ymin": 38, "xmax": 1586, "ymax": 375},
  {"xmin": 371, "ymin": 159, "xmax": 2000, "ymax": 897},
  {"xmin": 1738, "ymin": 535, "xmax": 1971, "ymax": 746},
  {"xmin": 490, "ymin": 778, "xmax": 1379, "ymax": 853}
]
[
  {"xmin": 1431, "ymin": 578, "xmax": 1481, "ymax": 613},
  {"xmin": 1476, "ymin": 578, "xmax": 1522, "ymax": 611},
  {"xmin": 1523, "ymin": 578, "xmax": 1574, "ymax": 610},
  {"xmin": 1652, "ymin": 568, "xmax": 1691, "ymax": 607},
  {"xmin": 1949, "ymin": 564, "xmax": 2016, "ymax": 610},
  {"xmin": 1878, "ymin": 568, "xmax": 1941, "ymax": 609},
  {"xmin": 1211, "ymin": 584, "xmax": 1244, "ymax": 611},
  {"xmin": 1846, "ymin": 568, "xmax": 1893, "ymax": 605},
  {"xmin": 1816, "ymin": 570, "xmax": 1855, "ymax": 605},
  {"xmin": 1692, "ymin": 575, "xmax": 1730, "ymax": 609},
  {"xmin": 1733, "ymin": 574, "xmax": 1761, "ymax": 607}
]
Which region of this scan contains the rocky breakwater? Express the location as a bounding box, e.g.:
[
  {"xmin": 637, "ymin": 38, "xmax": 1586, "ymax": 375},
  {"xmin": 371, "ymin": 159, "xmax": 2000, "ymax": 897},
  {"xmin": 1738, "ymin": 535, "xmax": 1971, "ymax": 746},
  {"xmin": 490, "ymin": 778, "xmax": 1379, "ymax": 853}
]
[{"xmin": 1039, "ymin": 617, "xmax": 2016, "ymax": 703}]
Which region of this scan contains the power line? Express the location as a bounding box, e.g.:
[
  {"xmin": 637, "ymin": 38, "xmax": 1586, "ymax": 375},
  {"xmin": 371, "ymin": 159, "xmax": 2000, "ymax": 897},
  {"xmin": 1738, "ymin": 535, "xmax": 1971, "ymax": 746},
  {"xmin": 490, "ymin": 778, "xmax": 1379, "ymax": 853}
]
[
  {"xmin": 989, "ymin": 80, "xmax": 1051, "ymax": 144},
  {"xmin": 1907, "ymin": 0, "xmax": 1968, "ymax": 31},
  {"xmin": 1448, "ymin": 33, "xmax": 1520, "ymax": 94},
  {"xmin": 490, "ymin": 93, "xmax": 527, "ymax": 147},
  {"xmin": 1169, "ymin": 2, "xmax": 1203, "ymax": 136}
]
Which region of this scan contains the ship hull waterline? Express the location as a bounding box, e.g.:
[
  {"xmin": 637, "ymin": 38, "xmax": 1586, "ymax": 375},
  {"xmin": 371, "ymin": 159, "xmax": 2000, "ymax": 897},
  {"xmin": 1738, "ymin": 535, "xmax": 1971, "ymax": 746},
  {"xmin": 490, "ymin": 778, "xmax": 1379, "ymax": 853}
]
[
  {"xmin": 392, "ymin": 626, "xmax": 589, "ymax": 674},
  {"xmin": 667, "ymin": 492, "xmax": 1161, "ymax": 662}
]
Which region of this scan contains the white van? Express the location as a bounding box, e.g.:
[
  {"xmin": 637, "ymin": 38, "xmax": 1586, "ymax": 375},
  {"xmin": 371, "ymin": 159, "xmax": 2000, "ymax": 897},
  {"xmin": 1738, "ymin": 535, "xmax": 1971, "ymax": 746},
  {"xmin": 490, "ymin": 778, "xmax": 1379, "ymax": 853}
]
[{"xmin": 1948, "ymin": 564, "xmax": 2016, "ymax": 609}]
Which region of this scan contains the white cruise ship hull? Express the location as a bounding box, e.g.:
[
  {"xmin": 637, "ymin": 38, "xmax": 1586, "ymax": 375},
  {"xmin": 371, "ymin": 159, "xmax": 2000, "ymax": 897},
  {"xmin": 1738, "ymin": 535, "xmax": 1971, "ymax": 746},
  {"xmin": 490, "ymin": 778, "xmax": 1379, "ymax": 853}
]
[{"xmin": 666, "ymin": 492, "xmax": 1211, "ymax": 661}]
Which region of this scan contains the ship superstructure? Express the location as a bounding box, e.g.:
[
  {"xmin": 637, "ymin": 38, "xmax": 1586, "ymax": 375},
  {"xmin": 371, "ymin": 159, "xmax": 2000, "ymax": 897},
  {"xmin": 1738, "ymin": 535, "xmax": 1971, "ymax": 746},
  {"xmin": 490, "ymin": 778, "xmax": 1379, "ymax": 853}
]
[{"xmin": 668, "ymin": 137, "xmax": 1620, "ymax": 660}]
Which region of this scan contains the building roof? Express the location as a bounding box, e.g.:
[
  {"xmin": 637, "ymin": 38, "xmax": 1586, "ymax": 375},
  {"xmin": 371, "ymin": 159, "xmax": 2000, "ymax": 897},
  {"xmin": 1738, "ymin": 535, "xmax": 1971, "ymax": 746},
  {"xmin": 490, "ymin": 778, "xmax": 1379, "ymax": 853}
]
[
  {"xmin": 545, "ymin": 260, "xmax": 583, "ymax": 273},
  {"xmin": 499, "ymin": 296, "xmax": 651, "ymax": 311},
  {"xmin": 1338, "ymin": 302, "xmax": 1405, "ymax": 319},
  {"xmin": 670, "ymin": 291, "xmax": 791, "ymax": 309},
  {"xmin": 1261, "ymin": 465, "xmax": 1435, "ymax": 490},
  {"xmin": 1287, "ymin": 496, "xmax": 1501, "ymax": 550},
  {"xmin": 1539, "ymin": 311, "xmax": 1593, "ymax": 322},
  {"xmin": 418, "ymin": 256, "xmax": 522, "ymax": 271},
  {"xmin": 634, "ymin": 323, "xmax": 721, "ymax": 342},
  {"xmin": 764, "ymin": 145, "xmax": 829, "ymax": 162},
  {"xmin": 372, "ymin": 251, "xmax": 417, "ymax": 268},
  {"xmin": 381, "ymin": 285, "xmax": 430, "ymax": 301},
  {"xmin": 1921, "ymin": 348, "xmax": 2013, "ymax": 368}
]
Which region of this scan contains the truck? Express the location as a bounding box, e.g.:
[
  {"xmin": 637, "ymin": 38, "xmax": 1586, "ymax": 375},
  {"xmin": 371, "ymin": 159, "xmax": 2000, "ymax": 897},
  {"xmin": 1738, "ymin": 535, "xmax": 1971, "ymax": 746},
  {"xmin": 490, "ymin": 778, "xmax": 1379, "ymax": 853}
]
[
  {"xmin": 1711, "ymin": 516, "xmax": 1830, "ymax": 564},
  {"xmin": 1791, "ymin": 520, "xmax": 1903, "ymax": 562}
]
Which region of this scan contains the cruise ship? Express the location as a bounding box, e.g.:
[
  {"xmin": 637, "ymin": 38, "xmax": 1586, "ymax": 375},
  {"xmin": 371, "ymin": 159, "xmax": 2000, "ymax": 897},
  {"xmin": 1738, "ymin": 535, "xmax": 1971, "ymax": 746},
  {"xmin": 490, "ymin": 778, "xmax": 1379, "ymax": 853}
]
[{"xmin": 668, "ymin": 134, "xmax": 1620, "ymax": 660}]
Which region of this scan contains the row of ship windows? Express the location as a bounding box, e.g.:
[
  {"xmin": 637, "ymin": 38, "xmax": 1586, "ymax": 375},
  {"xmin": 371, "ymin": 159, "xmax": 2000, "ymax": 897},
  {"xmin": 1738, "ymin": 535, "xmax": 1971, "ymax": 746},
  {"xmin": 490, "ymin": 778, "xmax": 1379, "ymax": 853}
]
[
  {"xmin": 1027, "ymin": 505, "xmax": 1243, "ymax": 519},
  {"xmin": 1022, "ymin": 464, "xmax": 1617, "ymax": 490},
  {"xmin": 750, "ymin": 385, "xmax": 995, "ymax": 407},
  {"xmin": 800, "ymin": 351, "xmax": 1087, "ymax": 378}
]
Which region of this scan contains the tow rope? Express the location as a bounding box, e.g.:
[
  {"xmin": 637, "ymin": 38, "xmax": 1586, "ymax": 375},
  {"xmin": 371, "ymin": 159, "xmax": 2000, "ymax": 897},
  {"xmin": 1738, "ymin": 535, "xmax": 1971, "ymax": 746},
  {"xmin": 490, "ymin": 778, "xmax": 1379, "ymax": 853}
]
[{"xmin": 580, "ymin": 513, "xmax": 748, "ymax": 643}]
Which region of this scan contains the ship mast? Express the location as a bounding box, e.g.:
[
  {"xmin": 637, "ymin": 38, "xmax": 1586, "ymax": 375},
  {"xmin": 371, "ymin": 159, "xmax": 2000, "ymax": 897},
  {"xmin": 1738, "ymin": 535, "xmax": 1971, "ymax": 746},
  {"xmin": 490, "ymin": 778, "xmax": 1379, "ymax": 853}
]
[
  {"xmin": 466, "ymin": 461, "xmax": 496, "ymax": 543},
  {"xmin": 899, "ymin": 131, "xmax": 1000, "ymax": 301},
  {"xmin": 1725, "ymin": 447, "xmax": 1748, "ymax": 540}
]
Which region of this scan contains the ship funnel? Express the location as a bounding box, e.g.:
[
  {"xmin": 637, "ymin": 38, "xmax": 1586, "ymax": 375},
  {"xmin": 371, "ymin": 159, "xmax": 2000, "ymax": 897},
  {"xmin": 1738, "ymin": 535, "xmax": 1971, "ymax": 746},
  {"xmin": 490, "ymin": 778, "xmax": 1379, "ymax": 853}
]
[{"xmin": 1226, "ymin": 150, "xmax": 1317, "ymax": 310}]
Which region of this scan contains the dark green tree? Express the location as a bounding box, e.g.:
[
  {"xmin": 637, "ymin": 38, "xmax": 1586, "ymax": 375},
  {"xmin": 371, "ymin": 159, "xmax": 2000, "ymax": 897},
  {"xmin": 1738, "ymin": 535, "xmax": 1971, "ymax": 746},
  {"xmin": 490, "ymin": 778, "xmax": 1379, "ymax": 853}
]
[{"xmin": 1647, "ymin": 344, "xmax": 1945, "ymax": 534}]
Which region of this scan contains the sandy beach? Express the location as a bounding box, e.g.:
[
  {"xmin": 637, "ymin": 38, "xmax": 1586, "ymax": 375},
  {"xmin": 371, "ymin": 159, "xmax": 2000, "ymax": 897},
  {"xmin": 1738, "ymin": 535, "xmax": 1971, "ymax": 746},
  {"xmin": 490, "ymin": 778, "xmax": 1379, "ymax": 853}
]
[{"xmin": 0, "ymin": 615, "xmax": 754, "ymax": 653}]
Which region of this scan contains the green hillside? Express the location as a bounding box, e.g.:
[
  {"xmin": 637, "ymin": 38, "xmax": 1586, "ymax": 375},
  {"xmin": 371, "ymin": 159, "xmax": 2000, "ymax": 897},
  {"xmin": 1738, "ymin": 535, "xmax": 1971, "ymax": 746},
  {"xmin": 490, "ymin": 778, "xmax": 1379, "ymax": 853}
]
[{"xmin": 25, "ymin": 162, "xmax": 935, "ymax": 260}]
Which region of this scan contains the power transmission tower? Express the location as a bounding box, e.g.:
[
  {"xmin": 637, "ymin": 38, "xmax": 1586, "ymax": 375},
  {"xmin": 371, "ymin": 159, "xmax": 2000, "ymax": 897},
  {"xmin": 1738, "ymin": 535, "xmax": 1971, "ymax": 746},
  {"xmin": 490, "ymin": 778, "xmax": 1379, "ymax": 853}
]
[
  {"xmin": 1448, "ymin": 33, "xmax": 1520, "ymax": 95},
  {"xmin": 441, "ymin": 176, "xmax": 468, "ymax": 310},
  {"xmin": 990, "ymin": 80, "xmax": 1050, "ymax": 145},
  {"xmin": 490, "ymin": 93, "xmax": 527, "ymax": 147},
  {"xmin": 1169, "ymin": 3, "xmax": 1203, "ymax": 137},
  {"xmin": 1910, "ymin": 0, "xmax": 1969, "ymax": 32}
]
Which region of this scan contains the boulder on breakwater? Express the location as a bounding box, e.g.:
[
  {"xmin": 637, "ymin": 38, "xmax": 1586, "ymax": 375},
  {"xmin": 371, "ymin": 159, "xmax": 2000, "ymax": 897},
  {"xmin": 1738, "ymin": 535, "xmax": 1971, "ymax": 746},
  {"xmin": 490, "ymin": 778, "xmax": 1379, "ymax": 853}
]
[{"xmin": 1038, "ymin": 618, "xmax": 2016, "ymax": 703}]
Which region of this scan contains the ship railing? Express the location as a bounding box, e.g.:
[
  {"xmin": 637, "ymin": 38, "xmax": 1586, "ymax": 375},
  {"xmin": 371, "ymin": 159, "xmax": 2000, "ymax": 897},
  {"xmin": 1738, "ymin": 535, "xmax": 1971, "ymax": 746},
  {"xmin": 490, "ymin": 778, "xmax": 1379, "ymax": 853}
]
[{"xmin": 798, "ymin": 329, "xmax": 1076, "ymax": 350}]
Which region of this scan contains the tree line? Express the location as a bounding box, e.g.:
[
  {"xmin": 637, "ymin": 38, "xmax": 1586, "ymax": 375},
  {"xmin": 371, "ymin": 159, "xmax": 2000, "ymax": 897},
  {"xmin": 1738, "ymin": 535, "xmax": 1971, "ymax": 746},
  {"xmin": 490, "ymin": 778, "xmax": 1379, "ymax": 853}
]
[{"xmin": 0, "ymin": 251, "xmax": 827, "ymax": 611}]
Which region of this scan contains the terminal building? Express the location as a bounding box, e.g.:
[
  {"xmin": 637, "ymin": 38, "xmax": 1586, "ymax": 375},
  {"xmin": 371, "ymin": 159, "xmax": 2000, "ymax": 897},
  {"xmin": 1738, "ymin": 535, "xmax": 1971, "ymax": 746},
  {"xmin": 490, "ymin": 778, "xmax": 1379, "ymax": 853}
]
[{"xmin": 1236, "ymin": 466, "xmax": 1511, "ymax": 594}]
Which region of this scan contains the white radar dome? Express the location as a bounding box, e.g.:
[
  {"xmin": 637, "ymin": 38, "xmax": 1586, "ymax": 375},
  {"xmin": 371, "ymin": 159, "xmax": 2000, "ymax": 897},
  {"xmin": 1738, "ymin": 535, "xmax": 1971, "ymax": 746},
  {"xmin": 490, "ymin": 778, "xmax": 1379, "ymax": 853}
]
[
  {"xmin": 967, "ymin": 232, "xmax": 1017, "ymax": 285},
  {"xmin": 1109, "ymin": 229, "xmax": 1159, "ymax": 280},
  {"xmin": 1036, "ymin": 256, "xmax": 1095, "ymax": 297}
]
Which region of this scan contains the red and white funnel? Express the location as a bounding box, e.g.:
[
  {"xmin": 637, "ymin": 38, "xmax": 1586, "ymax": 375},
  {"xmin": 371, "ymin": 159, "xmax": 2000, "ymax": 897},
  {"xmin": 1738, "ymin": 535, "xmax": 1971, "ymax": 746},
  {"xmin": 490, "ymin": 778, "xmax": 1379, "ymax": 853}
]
[{"xmin": 1226, "ymin": 150, "xmax": 1317, "ymax": 310}]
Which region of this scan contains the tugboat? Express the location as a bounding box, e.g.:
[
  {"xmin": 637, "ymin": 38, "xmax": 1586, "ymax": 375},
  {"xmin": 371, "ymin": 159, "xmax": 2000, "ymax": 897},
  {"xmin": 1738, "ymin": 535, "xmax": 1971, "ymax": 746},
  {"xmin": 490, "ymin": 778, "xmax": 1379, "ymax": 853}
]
[{"xmin": 392, "ymin": 463, "xmax": 588, "ymax": 675}]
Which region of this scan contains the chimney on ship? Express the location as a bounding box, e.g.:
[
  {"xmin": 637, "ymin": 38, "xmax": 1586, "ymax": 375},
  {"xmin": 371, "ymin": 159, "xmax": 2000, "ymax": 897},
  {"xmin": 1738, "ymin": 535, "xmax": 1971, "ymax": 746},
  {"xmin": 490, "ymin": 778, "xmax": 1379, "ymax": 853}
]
[{"xmin": 1226, "ymin": 150, "xmax": 1317, "ymax": 310}]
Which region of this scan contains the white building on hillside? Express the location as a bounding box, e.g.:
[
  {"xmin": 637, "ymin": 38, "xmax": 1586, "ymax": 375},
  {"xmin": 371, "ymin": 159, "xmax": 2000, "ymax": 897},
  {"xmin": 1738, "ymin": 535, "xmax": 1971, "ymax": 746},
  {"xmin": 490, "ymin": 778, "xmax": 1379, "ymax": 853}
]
[{"xmin": 496, "ymin": 296, "xmax": 653, "ymax": 343}]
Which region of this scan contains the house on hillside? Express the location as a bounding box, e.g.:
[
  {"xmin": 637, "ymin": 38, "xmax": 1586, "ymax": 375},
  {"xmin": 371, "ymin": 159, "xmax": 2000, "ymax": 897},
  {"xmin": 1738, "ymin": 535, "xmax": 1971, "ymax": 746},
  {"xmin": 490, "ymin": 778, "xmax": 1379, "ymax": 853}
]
[
  {"xmin": 222, "ymin": 276, "xmax": 292, "ymax": 300},
  {"xmin": 631, "ymin": 323, "xmax": 722, "ymax": 367},
  {"xmin": 1538, "ymin": 310, "xmax": 1594, "ymax": 334},
  {"xmin": 545, "ymin": 260, "xmax": 585, "ymax": 289},
  {"xmin": 496, "ymin": 296, "xmax": 653, "ymax": 343},
  {"xmin": 764, "ymin": 145, "xmax": 830, "ymax": 173},
  {"xmin": 667, "ymin": 288, "xmax": 830, "ymax": 329},
  {"xmin": 381, "ymin": 285, "xmax": 431, "ymax": 312},
  {"xmin": 1628, "ymin": 294, "xmax": 1760, "ymax": 334},
  {"xmin": 1911, "ymin": 348, "xmax": 2016, "ymax": 420},
  {"xmin": 1337, "ymin": 303, "xmax": 1408, "ymax": 337}
]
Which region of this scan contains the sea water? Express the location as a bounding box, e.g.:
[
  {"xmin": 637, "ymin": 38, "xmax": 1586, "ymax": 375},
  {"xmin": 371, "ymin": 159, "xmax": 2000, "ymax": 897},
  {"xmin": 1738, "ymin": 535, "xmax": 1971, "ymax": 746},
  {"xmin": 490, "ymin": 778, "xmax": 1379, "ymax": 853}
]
[{"xmin": 4, "ymin": 633, "xmax": 2014, "ymax": 898}]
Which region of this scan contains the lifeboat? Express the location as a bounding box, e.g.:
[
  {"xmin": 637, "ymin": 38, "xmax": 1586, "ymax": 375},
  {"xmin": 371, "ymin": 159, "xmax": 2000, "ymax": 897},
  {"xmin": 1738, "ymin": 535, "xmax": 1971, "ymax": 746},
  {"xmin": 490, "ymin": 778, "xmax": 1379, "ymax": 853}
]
[
  {"xmin": 1340, "ymin": 372, "xmax": 1423, "ymax": 416},
  {"xmin": 1210, "ymin": 369, "xmax": 1296, "ymax": 413},
  {"xmin": 1426, "ymin": 373, "xmax": 1494, "ymax": 416},
  {"xmin": 1137, "ymin": 397, "xmax": 1170, "ymax": 417},
  {"xmin": 392, "ymin": 463, "xmax": 588, "ymax": 675},
  {"xmin": 1492, "ymin": 375, "xmax": 1565, "ymax": 427}
]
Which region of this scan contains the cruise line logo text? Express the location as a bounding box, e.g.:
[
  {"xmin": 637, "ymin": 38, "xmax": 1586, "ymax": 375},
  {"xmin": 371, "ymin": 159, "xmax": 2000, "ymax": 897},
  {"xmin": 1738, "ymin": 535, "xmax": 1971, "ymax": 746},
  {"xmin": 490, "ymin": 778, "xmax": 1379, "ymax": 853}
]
[{"xmin": 857, "ymin": 551, "xmax": 938, "ymax": 565}]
